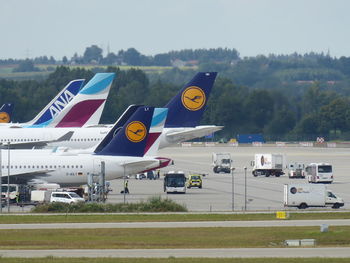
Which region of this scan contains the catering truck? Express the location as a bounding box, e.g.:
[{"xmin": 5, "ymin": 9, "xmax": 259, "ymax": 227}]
[
  {"xmin": 251, "ymin": 153, "xmax": 285, "ymax": 177},
  {"xmin": 284, "ymin": 184, "xmax": 344, "ymax": 209},
  {"xmin": 306, "ymin": 163, "xmax": 333, "ymax": 183},
  {"xmin": 212, "ymin": 153, "xmax": 232, "ymax": 173}
]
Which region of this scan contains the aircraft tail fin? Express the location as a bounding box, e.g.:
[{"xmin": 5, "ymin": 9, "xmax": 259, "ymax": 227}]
[
  {"xmin": 49, "ymin": 73, "xmax": 115, "ymax": 128},
  {"xmin": 95, "ymin": 106, "xmax": 155, "ymax": 157},
  {"xmin": 144, "ymin": 108, "xmax": 168, "ymax": 156},
  {"xmin": 164, "ymin": 72, "xmax": 217, "ymax": 128},
  {"xmin": 0, "ymin": 103, "xmax": 14, "ymax": 123},
  {"xmin": 28, "ymin": 79, "xmax": 84, "ymax": 127},
  {"xmin": 93, "ymin": 104, "xmax": 143, "ymax": 153}
]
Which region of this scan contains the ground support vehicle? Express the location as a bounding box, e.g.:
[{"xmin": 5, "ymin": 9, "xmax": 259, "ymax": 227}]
[
  {"xmin": 252, "ymin": 153, "xmax": 285, "ymax": 177},
  {"xmin": 163, "ymin": 171, "xmax": 186, "ymax": 194},
  {"xmin": 288, "ymin": 163, "xmax": 305, "ymax": 179},
  {"xmin": 212, "ymin": 153, "xmax": 232, "ymax": 173},
  {"xmin": 284, "ymin": 184, "xmax": 344, "ymax": 209},
  {"xmin": 306, "ymin": 163, "xmax": 333, "ymax": 183},
  {"xmin": 50, "ymin": 191, "xmax": 85, "ymax": 204},
  {"xmin": 187, "ymin": 174, "xmax": 202, "ymax": 188}
]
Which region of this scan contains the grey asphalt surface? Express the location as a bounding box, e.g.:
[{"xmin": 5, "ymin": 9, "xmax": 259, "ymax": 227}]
[
  {"xmin": 0, "ymin": 219, "xmax": 349, "ymax": 229},
  {"xmin": 1, "ymin": 248, "xmax": 350, "ymax": 258},
  {"xmin": 107, "ymin": 145, "xmax": 350, "ymax": 211}
]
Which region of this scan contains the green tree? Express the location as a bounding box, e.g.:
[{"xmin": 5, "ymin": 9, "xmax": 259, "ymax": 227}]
[
  {"xmin": 83, "ymin": 45, "xmax": 103, "ymax": 64},
  {"xmin": 12, "ymin": 59, "xmax": 40, "ymax": 72}
]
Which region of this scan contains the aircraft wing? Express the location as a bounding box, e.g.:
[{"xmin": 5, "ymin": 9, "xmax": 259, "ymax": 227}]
[
  {"xmin": 165, "ymin": 125, "xmax": 223, "ymax": 143},
  {"xmin": 5, "ymin": 170, "xmax": 54, "ymax": 184},
  {"xmin": 121, "ymin": 159, "xmax": 160, "ymax": 176},
  {"xmin": 6, "ymin": 131, "xmax": 74, "ymax": 149}
]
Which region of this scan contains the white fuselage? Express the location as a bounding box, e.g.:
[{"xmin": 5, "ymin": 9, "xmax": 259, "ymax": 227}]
[
  {"xmin": 0, "ymin": 149, "xmax": 159, "ymax": 187},
  {"xmin": 0, "ymin": 125, "xmax": 221, "ymax": 150}
]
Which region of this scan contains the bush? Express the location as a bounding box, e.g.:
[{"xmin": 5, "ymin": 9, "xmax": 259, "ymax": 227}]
[{"xmin": 31, "ymin": 196, "xmax": 187, "ymax": 213}]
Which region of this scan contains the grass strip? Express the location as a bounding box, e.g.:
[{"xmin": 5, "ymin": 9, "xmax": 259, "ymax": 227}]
[
  {"xmin": 0, "ymin": 212, "xmax": 350, "ymax": 224},
  {"xmin": 0, "ymin": 259, "xmax": 349, "ymax": 263},
  {"xmin": 0, "ymin": 226, "xmax": 349, "ymax": 249}
]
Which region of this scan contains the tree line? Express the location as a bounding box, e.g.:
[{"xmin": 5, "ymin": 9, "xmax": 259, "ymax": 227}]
[{"xmin": 1, "ymin": 66, "xmax": 350, "ymax": 141}]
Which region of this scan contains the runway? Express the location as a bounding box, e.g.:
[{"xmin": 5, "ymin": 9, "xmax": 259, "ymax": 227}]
[
  {"xmin": 1, "ymin": 247, "xmax": 350, "ymax": 258},
  {"xmin": 0, "ymin": 219, "xmax": 349, "ymax": 229}
]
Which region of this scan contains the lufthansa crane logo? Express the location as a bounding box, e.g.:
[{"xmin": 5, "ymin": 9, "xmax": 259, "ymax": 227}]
[
  {"xmin": 0, "ymin": 112, "xmax": 10, "ymax": 123},
  {"xmin": 181, "ymin": 86, "xmax": 206, "ymax": 111},
  {"xmin": 126, "ymin": 121, "xmax": 147, "ymax": 142}
]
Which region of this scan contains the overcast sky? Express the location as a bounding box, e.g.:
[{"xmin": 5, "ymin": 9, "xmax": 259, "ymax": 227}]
[{"xmin": 1, "ymin": 0, "xmax": 349, "ymax": 59}]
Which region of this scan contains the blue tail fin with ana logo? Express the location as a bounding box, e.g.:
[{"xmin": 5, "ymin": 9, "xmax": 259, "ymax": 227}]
[
  {"xmin": 29, "ymin": 79, "xmax": 84, "ymax": 127},
  {"xmin": 164, "ymin": 72, "xmax": 217, "ymax": 128},
  {"xmin": 95, "ymin": 106, "xmax": 154, "ymax": 157}
]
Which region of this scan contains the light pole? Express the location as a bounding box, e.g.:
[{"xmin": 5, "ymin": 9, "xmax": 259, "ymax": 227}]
[
  {"xmin": 231, "ymin": 167, "xmax": 235, "ymax": 211},
  {"xmin": 244, "ymin": 167, "xmax": 247, "ymax": 211},
  {"xmin": 0, "ymin": 143, "xmax": 2, "ymax": 213},
  {"xmin": 7, "ymin": 142, "xmax": 10, "ymax": 212}
]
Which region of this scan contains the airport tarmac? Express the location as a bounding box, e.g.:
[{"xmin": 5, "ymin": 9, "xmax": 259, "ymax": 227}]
[{"xmin": 107, "ymin": 145, "xmax": 350, "ymax": 211}]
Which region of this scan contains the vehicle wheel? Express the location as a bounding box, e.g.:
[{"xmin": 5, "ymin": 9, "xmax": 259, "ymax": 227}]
[
  {"xmin": 332, "ymin": 203, "xmax": 340, "ymax": 209},
  {"xmin": 199, "ymin": 185, "xmax": 202, "ymax": 189},
  {"xmin": 276, "ymin": 174, "xmax": 280, "ymax": 177},
  {"xmin": 188, "ymin": 186, "xmax": 191, "ymax": 189},
  {"xmin": 265, "ymin": 173, "xmax": 270, "ymax": 177},
  {"xmin": 213, "ymin": 167, "xmax": 219, "ymax": 173},
  {"xmin": 298, "ymin": 203, "xmax": 308, "ymax": 209}
]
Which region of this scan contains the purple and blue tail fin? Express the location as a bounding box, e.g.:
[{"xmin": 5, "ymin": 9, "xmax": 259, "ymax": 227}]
[
  {"xmin": 93, "ymin": 104, "xmax": 143, "ymax": 153},
  {"xmin": 164, "ymin": 72, "xmax": 217, "ymax": 128},
  {"xmin": 0, "ymin": 103, "xmax": 14, "ymax": 123},
  {"xmin": 95, "ymin": 106, "xmax": 154, "ymax": 157},
  {"xmin": 53, "ymin": 73, "xmax": 115, "ymax": 128},
  {"xmin": 28, "ymin": 79, "xmax": 85, "ymax": 127}
]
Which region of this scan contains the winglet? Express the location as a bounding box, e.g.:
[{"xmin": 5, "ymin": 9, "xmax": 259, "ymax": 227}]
[
  {"xmin": 164, "ymin": 72, "xmax": 217, "ymax": 128},
  {"xmin": 95, "ymin": 106, "xmax": 154, "ymax": 157}
]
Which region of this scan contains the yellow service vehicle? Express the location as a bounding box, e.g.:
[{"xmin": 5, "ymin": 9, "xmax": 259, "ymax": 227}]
[{"xmin": 187, "ymin": 174, "xmax": 202, "ymax": 189}]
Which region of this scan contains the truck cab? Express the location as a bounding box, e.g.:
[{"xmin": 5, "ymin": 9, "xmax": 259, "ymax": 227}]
[{"xmin": 212, "ymin": 153, "xmax": 232, "ymax": 173}]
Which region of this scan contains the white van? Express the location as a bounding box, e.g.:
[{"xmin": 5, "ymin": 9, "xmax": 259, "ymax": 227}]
[{"xmin": 50, "ymin": 192, "xmax": 85, "ymax": 204}]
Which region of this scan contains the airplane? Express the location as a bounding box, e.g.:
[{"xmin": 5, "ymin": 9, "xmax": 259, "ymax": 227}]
[
  {"xmin": 0, "ymin": 72, "xmax": 222, "ymax": 149},
  {"xmin": 41, "ymin": 72, "xmax": 115, "ymax": 128},
  {"xmin": 0, "ymin": 79, "xmax": 84, "ymax": 128},
  {"xmin": 1, "ymin": 72, "xmax": 115, "ymax": 129},
  {"xmin": 0, "ymin": 103, "xmax": 14, "ymax": 123},
  {"xmin": 0, "ymin": 106, "xmax": 168, "ymax": 187}
]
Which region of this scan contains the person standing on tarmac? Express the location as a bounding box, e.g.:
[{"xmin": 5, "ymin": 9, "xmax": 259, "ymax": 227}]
[{"xmin": 124, "ymin": 180, "xmax": 129, "ymax": 194}]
